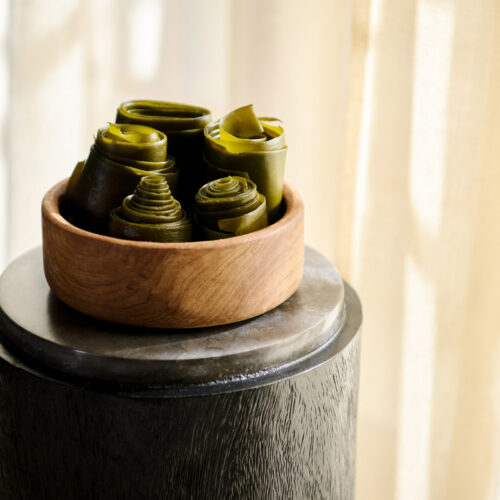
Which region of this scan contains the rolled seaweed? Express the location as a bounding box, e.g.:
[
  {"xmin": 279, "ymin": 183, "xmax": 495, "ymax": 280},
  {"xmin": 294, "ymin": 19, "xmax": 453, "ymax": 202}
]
[
  {"xmin": 195, "ymin": 176, "xmax": 268, "ymax": 239},
  {"xmin": 116, "ymin": 100, "xmax": 212, "ymax": 204},
  {"xmin": 203, "ymin": 105, "xmax": 287, "ymax": 223},
  {"xmin": 65, "ymin": 123, "xmax": 178, "ymax": 232},
  {"xmin": 109, "ymin": 176, "xmax": 192, "ymax": 242}
]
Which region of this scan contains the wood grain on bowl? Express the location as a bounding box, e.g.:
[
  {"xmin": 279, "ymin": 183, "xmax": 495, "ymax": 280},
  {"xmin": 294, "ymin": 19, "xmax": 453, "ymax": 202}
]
[{"xmin": 42, "ymin": 179, "xmax": 304, "ymax": 328}]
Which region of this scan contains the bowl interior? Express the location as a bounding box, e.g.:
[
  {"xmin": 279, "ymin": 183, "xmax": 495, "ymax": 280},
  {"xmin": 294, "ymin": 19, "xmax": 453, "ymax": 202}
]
[{"xmin": 45, "ymin": 178, "xmax": 301, "ymax": 250}]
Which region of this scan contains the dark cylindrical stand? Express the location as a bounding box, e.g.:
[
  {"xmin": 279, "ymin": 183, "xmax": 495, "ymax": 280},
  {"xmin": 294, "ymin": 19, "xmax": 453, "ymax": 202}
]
[{"xmin": 0, "ymin": 247, "xmax": 361, "ymax": 500}]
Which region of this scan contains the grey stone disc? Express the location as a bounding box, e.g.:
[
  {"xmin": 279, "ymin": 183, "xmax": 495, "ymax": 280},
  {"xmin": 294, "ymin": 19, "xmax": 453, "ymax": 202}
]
[{"xmin": 0, "ymin": 246, "xmax": 346, "ymax": 386}]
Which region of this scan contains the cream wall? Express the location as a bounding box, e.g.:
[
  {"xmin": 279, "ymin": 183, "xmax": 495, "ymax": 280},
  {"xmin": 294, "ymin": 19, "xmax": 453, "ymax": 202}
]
[{"xmin": 4, "ymin": 0, "xmax": 351, "ymax": 265}]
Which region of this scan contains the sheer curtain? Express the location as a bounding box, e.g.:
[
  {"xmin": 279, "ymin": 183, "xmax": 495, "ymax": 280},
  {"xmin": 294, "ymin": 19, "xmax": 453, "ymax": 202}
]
[
  {"xmin": 340, "ymin": 1, "xmax": 500, "ymax": 499},
  {"xmin": 2, "ymin": 1, "xmax": 500, "ymax": 499}
]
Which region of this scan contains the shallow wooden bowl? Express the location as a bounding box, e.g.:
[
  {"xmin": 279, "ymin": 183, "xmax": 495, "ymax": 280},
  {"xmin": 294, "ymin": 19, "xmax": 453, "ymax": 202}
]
[{"xmin": 42, "ymin": 179, "xmax": 304, "ymax": 329}]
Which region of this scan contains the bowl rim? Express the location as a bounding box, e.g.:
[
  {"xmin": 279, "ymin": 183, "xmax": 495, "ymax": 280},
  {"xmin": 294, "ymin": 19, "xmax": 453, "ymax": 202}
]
[{"xmin": 42, "ymin": 178, "xmax": 303, "ymax": 250}]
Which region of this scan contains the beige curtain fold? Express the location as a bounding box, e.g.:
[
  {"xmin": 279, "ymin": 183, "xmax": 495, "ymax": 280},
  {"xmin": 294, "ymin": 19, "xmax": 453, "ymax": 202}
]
[
  {"xmin": 2, "ymin": 1, "xmax": 500, "ymax": 499},
  {"xmin": 343, "ymin": 1, "xmax": 500, "ymax": 499}
]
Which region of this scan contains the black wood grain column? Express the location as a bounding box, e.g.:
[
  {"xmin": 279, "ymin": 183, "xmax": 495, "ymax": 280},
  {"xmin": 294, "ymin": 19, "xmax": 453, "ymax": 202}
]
[{"xmin": 0, "ymin": 247, "xmax": 362, "ymax": 500}]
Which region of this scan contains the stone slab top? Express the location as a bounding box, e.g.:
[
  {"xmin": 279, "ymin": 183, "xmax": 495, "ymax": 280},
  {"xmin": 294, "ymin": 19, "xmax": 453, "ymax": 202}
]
[{"xmin": 0, "ymin": 246, "xmax": 353, "ymax": 389}]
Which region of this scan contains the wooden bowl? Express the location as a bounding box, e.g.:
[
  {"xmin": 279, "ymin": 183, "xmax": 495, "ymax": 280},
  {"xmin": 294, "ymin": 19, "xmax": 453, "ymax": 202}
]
[{"xmin": 42, "ymin": 179, "xmax": 304, "ymax": 329}]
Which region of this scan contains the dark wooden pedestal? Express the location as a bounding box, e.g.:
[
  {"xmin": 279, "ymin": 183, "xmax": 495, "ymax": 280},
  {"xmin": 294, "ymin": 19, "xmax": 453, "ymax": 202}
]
[{"xmin": 0, "ymin": 247, "xmax": 361, "ymax": 500}]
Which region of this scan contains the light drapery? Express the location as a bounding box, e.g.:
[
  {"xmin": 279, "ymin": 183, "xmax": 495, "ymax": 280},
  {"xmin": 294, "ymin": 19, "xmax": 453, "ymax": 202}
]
[
  {"xmin": 1, "ymin": 1, "xmax": 499, "ymax": 499},
  {"xmin": 341, "ymin": 1, "xmax": 500, "ymax": 499}
]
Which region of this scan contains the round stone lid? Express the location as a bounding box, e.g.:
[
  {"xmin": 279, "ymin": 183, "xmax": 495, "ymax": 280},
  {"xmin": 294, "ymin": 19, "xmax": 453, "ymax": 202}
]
[{"xmin": 0, "ymin": 246, "xmax": 354, "ymax": 391}]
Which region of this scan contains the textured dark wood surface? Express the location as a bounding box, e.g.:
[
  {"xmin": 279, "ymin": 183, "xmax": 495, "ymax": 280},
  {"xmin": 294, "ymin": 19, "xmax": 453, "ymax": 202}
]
[
  {"xmin": 0, "ymin": 333, "xmax": 359, "ymax": 500},
  {"xmin": 0, "ymin": 248, "xmax": 362, "ymax": 499}
]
